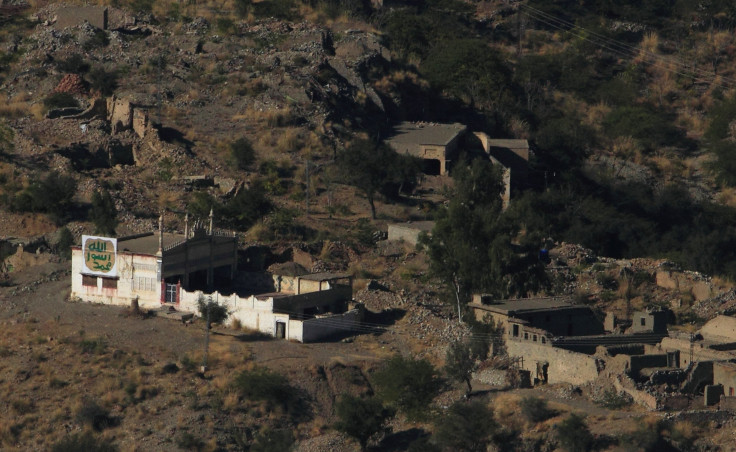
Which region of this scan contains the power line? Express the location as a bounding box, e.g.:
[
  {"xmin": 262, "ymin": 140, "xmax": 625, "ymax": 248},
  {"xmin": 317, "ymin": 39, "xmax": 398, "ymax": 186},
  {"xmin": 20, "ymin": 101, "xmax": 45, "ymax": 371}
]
[{"xmin": 518, "ymin": 3, "xmax": 736, "ymax": 89}]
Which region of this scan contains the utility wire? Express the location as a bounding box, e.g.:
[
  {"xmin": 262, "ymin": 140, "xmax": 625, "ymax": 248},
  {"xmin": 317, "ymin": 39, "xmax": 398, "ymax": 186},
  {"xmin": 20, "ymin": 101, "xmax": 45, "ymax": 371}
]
[{"xmin": 517, "ymin": 3, "xmax": 736, "ymax": 89}]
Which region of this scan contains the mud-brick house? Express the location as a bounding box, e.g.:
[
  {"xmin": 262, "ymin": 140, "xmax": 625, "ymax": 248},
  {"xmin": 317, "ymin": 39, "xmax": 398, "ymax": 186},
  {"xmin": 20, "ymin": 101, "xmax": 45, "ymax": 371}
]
[
  {"xmin": 386, "ymin": 122, "xmax": 467, "ymax": 175},
  {"xmin": 71, "ymin": 214, "xmax": 237, "ymax": 309},
  {"xmin": 469, "ymin": 295, "xmax": 604, "ymax": 338}
]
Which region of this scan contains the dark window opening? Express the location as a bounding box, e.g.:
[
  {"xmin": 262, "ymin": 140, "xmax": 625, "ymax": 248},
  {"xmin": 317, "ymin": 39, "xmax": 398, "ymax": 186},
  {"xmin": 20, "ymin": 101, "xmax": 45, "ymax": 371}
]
[
  {"xmin": 422, "ymin": 159, "xmax": 441, "ymax": 175},
  {"xmin": 640, "ymin": 318, "xmax": 646, "ymax": 326},
  {"xmin": 524, "ymin": 332, "xmax": 529, "ymax": 340},
  {"xmin": 512, "ymin": 324, "xmax": 519, "ymax": 337},
  {"xmin": 82, "ymin": 275, "xmax": 98, "ymax": 287},
  {"xmin": 101, "ymin": 278, "xmax": 117, "ymax": 289},
  {"xmin": 533, "ymin": 335, "xmax": 537, "ymax": 342},
  {"xmin": 541, "ymin": 337, "xmax": 546, "ymax": 344}
]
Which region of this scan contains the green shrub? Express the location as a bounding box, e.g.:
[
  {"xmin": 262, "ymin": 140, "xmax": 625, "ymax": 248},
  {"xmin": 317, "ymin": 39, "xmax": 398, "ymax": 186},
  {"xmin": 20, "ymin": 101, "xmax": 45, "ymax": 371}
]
[
  {"xmin": 43, "ymin": 92, "xmax": 79, "ymax": 110},
  {"xmin": 596, "ymin": 389, "xmax": 632, "ymax": 409}
]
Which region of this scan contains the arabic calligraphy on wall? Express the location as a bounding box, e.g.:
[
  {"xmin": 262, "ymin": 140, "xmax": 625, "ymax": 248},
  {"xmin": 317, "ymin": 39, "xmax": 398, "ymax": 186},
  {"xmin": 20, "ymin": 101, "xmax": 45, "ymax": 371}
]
[{"xmin": 82, "ymin": 235, "xmax": 117, "ymax": 277}]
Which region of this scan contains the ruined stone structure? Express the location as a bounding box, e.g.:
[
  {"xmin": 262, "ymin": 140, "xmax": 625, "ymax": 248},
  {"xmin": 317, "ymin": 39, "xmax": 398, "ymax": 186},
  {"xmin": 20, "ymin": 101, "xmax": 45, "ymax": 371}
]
[
  {"xmin": 386, "ymin": 122, "xmax": 466, "ymax": 175},
  {"xmin": 53, "ymin": 6, "xmax": 107, "ymax": 30},
  {"xmin": 386, "ymin": 221, "xmax": 435, "ymax": 246},
  {"xmin": 470, "ymin": 295, "xmax": 604, "ymax": 337}
]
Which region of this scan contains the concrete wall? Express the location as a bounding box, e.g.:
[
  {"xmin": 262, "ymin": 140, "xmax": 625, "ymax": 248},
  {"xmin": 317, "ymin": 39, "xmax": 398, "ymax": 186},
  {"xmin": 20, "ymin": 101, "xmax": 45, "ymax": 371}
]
[
  {"xmin": 713, "ymin": 362, "xmax": 736, "ymax": 397},
  {"xmin": 302, "ymin": 309, "xmax": 362, "ymax": 342},
  {"xmin": 505, "ymin": 340, "xmax": 601, "ymax": 385},
  {"xmin": 179, "ymin": 287, "xmax": 355, "ymax": 343},
  {"xmin": 387, "ymin": 222, "xmax": 434, "ymax": 245},
  {"xmin": 54, "ymin": 6, "xmax": 107, "ymax": 29},
  {"xmin": 720, "ymin": 396, "xmax": 736, "ymax": 411},
  {"xmin": 630, "ymin": 354, "xmax": 668, "ymax": 374}
]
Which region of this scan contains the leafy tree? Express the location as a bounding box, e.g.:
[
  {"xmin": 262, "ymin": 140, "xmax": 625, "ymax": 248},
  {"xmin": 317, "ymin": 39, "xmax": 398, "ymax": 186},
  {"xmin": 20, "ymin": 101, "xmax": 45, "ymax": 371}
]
[
  {"xmin": 230, "ymin": 137, "xmax": 256, "ymax": 170},
  {"xmin": 603, "ymin": 104, "xmax": 687, "ymax": 152},
  {"xmin": 422, "ymin": 158, "xmax": 547, "ymax": 306},
  {"xmin": 421, "ymin": 39, "xmax": 513, "ymax": 111},
  {"xmin": 444, "ymin": 340, "xmax": 476, "ymax": 395},
  {"xmin": 334, "ymin": 395, "xmax": 393, "ymax": 451},
  {"xmin": 433, "ymin": 400, "xmax": 497, "ymax": 452},
  {"xmin": 337, "ymin": 139, "xmax": 419, "ymax": 219},
  {"xmin": 372, "ymin": 355, "xmax": 441, "ymax": 421},
  {"xmin": 197, "ymin": 295, "xmax": 228, "ymax": 329},
  {"xmin": 223, "ymin": 180, "xmax": 274, "ymax": 230},
  {"xmin": 555, "ymin": 413, "xmax": 593, "ymax": 452},
  {"xmin": 90, "ymin": 189, "xmax": 117, "ymax": 236},
  {"xmin": 55, "ymin": 227, "xmax": 74, "ymax": 260}
]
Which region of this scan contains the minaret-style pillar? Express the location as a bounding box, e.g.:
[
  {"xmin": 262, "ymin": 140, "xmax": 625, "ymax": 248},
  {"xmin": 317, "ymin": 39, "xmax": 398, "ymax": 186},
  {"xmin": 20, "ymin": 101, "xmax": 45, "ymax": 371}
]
[
  {"xmin": 184, "ymin": 213, "xmax": 189, "ymax": 239},
  {"xmin": 158, "ymin": 213, "xmax": 164, "ymax": 254},
  {"xmin": 208, "ymin": 208, "xmax": 214, "ymax": 236}
]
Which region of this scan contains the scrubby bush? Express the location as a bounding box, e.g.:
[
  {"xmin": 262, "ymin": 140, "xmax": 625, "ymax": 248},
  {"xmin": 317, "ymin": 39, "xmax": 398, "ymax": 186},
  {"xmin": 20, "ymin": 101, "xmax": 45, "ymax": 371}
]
[
  {"xmin": 76, "ymin": 399, "xmax": 115, "ymax": 431},
  {"xmin": 55, "ymin": 227, "xmax": 74, "ymax": 260},
  {"xmin": 230, "ymin": 137, "xmax": 256, "ymax": 170},
  {"xmin": 6, "ymin": 171, "xmax": 77, "ymax": 225},
  {"xmin": 232, "ymin": 367, "xmax": 298, "ymax": 412},
  {"xmin": 433, "ymin": 400, "xmax": 497, "ymax": 452},
  {"xmin": 55, "ymin": 53, "xmax": 90, "ymax": 74},
  {"xmin": 82, "ymin": 29, "xmax": 109, "ymax": 51},
  {"xmin": 250, "ymin": 428, "xmax": 295, "ymax": 452},
  {"xmin": 520, "ymin": 396, "xmax": 556, "ymax": 424},
  {"xmin": 87, "ymin": 66, "xmax": 118, "ymax": 96},
  {"xmin": 555, "ymin": 413, "xmax": 593, "ymax": 452},
  {"xmin": 43, "ymin": 92, "xmax": 79, "ymax": 110}
]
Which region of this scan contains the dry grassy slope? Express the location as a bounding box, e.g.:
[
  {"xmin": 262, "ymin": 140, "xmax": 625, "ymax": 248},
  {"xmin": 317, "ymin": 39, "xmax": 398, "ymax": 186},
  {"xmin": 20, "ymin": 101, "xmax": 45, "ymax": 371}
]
[{"xmin": 0, "ymin": 1, "xmax": 397, "ymax": 241}]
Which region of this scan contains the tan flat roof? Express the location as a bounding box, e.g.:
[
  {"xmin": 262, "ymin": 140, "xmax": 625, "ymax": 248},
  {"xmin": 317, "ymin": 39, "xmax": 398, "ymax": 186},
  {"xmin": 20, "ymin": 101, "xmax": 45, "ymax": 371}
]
[
  {"xmin": 118, "ymin": 232, "xmax": 186, "ymax": 255},
  {"xmin": 470, "ymin": 297, "xmax": 576, "ymax": 315},
  {"xmin": 387, "ymin": 122, "xmax": 466, "ymax": 147}
]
